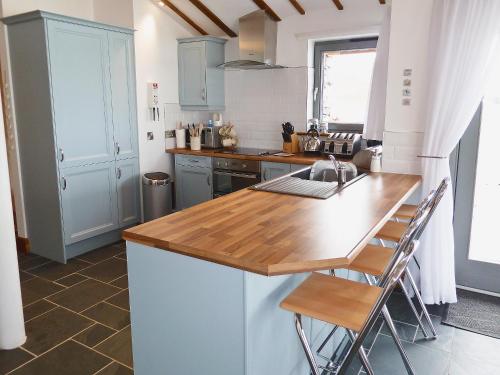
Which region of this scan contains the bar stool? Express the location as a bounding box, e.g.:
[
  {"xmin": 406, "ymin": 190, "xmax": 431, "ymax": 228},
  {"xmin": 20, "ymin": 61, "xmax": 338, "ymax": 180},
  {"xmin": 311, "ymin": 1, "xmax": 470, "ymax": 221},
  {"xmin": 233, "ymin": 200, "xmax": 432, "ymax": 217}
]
[
  {"xmin": 281, "ymin": 237, "xmax": 423, "ymax": 375},
  {"xmin": 367, "ymin": 178, "xmax": 449, "ymax": 337}
]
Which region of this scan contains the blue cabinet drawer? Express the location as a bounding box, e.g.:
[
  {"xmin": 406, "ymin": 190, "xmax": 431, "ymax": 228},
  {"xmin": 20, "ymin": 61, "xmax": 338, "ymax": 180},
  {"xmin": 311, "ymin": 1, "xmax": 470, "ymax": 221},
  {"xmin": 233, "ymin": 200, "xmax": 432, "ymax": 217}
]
[{"xmin": 175, "ymin": 154, "xmax": 212, "ymax": 168}]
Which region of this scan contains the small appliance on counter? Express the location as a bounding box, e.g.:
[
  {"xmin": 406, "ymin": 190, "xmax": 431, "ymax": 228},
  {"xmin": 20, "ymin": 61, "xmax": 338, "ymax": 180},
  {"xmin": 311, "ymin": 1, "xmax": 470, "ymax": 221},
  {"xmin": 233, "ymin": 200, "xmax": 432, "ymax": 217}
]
[
  {"xmin": 185, "ymin": 125, "xmax": 222, "ymax": 149},
  {"xmin": 303, "ymin": 128, "xmax": 322, "ymax": 153},
  {"xmin": 321, "ymin": 132, "xmax": 362, "ymax": 158}
]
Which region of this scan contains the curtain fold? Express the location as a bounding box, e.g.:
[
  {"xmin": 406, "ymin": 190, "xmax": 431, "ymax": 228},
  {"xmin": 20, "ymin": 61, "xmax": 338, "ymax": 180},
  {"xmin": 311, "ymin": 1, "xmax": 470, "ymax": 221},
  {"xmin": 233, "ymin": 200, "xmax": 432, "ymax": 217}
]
[
  {"xmin": 364, "ymin": 6, "xmax": 391, "ymax": 141},
  {"xmin": 417, "ymin": 0, "xmax": 500, "ymax": 304}
]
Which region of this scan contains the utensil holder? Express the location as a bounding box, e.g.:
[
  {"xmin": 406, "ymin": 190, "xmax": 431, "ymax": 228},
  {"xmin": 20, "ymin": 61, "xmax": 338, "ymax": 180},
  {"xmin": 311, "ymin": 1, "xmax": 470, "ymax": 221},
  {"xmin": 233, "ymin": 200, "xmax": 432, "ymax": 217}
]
[
  {"xmin": 190, "ymin": 136, "xmax": 201, "ymax": 151},
  {"xmin": 283, "ymin": 134, "xmax": 299, "ymax": 153},
  {"xmin": 175, "ymin": 129, "xmax": 186, "ymax": 149}
]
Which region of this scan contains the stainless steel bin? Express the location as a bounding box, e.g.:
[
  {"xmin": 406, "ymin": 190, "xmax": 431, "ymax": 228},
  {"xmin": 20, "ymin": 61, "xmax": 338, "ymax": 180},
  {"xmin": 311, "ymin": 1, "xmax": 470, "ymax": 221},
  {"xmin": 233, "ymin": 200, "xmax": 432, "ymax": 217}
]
[{"xmin": 142, "ymin": 172, "xmax": 172, "ymax": 222}]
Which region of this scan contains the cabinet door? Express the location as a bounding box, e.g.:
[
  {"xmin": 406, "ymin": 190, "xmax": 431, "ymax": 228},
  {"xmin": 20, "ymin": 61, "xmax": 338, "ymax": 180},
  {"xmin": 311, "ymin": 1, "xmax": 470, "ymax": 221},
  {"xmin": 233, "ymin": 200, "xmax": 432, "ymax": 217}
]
[
  {"xmin": 60, "ymin": 162, "xmax": 118, "ymax": 244},
  {"xmin": 116, "ymin": 158, "xmax": 140, "ymax": 227},
  {"xmin": 261, "ymin": 162, "xmax": 291, "ymax": 181},
  {"xmin": 291, "ymin": 164, "xmax": 307, "ymax": 172},
  {"xmin": 176, "ymin": 165, "xmax": 212, "ymax": 209},
  {"xmin": 178, "ymin": 42, "xmax": 207, "ymax": 106},
  {"xmin": 47, "ymin": 20, "xmax": 115, "ymax": 168},
  {"xmin": 108, "ymin": 31, "xmax": 139, "ymax": 160}
]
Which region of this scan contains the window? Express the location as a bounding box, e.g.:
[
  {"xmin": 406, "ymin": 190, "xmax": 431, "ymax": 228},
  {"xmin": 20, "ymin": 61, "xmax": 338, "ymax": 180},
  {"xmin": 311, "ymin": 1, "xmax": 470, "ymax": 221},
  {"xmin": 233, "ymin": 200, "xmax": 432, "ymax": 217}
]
[{"xmin": 313, "ymin": 38, "xmax": 377, "ymax": 133}]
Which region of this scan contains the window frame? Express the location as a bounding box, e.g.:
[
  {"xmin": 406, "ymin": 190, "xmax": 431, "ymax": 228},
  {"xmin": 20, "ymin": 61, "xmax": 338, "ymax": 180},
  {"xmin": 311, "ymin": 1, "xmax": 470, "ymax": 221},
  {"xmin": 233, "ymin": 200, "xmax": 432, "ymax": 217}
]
[{"xmin": 313, "ymin": 37, "xmax": 378, "ymax": 133}]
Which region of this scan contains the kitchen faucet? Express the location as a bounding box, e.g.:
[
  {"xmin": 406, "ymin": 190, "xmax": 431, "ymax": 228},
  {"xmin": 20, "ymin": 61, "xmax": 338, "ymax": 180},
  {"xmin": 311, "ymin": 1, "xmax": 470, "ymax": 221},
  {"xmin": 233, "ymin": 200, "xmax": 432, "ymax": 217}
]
[{"xmin": 328, "ymin": 155, "xmax": 347, "ymax": 185}]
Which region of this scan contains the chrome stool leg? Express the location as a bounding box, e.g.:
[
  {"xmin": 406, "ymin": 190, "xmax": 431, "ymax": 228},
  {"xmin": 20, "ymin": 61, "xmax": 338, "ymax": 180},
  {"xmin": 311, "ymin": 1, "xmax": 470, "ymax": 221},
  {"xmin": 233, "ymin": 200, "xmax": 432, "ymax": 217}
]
[
  {"xmin": 405, "ymin": 270, "xmax": 438, "ymax": 338},
  {"xmin": 381, "ymin": 306, "xmax": 416, "ymax": 375},
  {"xmin": 295, "ymin": 314, "xmax": 320, "ymax": 375},
  {"xmin": 347, "ymin": 330, "xmax": 375, "ymax": 375},
  {"xmin": 398, "ymin": 279, "xmax": 431, "ymax": 339}
]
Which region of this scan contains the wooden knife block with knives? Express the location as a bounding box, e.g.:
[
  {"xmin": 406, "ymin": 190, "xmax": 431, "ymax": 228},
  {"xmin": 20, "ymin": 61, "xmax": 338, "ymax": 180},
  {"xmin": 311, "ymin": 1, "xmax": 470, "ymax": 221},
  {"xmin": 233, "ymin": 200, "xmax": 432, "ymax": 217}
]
[{"xmin": 283, "ymin": 133, "xmax": 299, "ymax": 153}]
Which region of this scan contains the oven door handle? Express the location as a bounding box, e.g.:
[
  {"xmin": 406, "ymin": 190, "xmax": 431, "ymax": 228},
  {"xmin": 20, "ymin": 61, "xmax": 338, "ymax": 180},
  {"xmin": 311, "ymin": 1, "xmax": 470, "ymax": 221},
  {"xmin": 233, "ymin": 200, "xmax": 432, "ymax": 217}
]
[{"xmin": 213, "ymin": 170, "xmax": 259, "ymax": 179}]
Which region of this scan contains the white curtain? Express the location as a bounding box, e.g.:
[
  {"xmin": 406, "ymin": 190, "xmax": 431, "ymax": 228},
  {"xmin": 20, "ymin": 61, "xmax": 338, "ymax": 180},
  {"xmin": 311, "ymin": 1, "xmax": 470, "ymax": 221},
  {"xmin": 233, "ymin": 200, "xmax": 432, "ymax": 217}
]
[
  {"xmin": 417, "ymin": 0, "xmax": 500, "ymax": 304},
  {"xmin": 364, "ymin": 6, "xmax": 391, "ymax": 141}
]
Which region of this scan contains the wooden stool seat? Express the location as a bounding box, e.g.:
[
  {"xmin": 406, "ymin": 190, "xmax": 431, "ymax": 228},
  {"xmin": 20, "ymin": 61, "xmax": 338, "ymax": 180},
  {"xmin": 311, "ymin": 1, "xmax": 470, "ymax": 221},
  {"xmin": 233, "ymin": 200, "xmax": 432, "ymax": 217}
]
[
  {"xmin": 280, "ymin": 272, "xmax": 382, "ymax": 332},
  {"xmin": 376, "ymin": 221, "xmax": 408, "ymax": 242},
  {"xmin": 348, "ymin": 244, "xmax": 395, "ymax": 277},
  {"xmin": 394, "ymin": 204, "xmax": 418, "ymax": 220}
]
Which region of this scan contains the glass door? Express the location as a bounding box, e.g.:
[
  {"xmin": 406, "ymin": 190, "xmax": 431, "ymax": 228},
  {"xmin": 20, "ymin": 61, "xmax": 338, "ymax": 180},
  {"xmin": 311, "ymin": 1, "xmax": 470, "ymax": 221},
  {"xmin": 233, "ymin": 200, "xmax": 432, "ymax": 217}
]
[{"xmin": 453, "ymin": 67, "xmax": 500, "ymax": 293}]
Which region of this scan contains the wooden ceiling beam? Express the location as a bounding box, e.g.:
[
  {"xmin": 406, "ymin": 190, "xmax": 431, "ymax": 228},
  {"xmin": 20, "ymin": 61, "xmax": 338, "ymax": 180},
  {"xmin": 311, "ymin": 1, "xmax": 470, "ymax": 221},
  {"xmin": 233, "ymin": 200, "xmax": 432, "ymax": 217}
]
[
  {"xmin": 332, "ymin": 0, "xmax": 344, "ymax": 10},
  {"xmin": 289, "ymin": 0, "xmax": 305, "ymax": 15},
  {"xmin": 252, "ymin": 0, "xmax": 282, "ymax": 22},
  {"xmin": 188, "ymin": 0, "xmax": 237, "ymax": 37},
  {"xmin": 379, "ymin": 0, "xmax": 386, "ymax": 4},
  {"xmin": 160, "ymin": 0, "xmax": 208, "ymax": 36}
]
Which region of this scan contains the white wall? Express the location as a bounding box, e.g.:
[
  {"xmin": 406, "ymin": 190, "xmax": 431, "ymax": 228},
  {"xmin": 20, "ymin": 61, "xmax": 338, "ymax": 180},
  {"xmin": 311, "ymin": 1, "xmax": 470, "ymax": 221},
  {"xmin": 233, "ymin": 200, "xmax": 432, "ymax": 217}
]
[
  {"xmin": 223, "ymin": 3, "xmax": 384, "ymax": 150},
  {"xmin": 382, "ymin": 0, "xmax": 434, "ymax": 174}
]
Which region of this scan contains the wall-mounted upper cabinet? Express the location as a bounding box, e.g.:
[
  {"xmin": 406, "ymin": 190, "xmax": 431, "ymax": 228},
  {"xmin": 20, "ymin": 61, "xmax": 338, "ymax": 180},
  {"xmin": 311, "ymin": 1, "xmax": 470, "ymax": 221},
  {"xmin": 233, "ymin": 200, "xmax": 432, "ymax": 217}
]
[{"xmin": 178, "ymin": 36, "xmax": 226, "ymax": 111}]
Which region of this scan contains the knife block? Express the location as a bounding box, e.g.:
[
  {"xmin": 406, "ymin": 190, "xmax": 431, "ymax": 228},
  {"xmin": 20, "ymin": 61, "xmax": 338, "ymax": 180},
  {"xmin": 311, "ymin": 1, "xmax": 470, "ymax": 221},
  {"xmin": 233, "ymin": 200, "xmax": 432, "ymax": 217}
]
[{"xmin": 283, "ymin": 134, "xmax": 300, "ymax": 153}]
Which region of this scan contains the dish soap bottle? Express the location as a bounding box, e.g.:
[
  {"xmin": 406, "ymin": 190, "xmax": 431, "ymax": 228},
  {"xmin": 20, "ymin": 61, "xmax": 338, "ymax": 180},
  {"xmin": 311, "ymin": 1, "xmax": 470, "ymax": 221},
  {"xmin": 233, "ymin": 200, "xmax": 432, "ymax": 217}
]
[{"xmin": 370, "ymin": 152, "xmax": 382, "ymax": 173}]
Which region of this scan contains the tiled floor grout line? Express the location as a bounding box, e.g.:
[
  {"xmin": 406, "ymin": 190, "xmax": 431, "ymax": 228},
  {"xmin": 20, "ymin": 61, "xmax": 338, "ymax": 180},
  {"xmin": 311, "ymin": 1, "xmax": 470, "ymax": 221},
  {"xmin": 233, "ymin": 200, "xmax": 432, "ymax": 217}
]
[
  {"xmin": 18, "ymin": 346, "xmax": 37, "ymax": 358},
  {"xmin": 102, "ymin": 300, "xmax": 130, "ymax": 313},
  {"xmin": 55, "ymin": 303, "xmax": 122, "ymax": 333},
  {"xmin": 91, "ymin": 360, "xmax": 117, "ymax": 375},
  {"xmin": 73, "ymin": 338, "xmax": 134, "ymax": 371},
  {"xmin": 23, "ymin": 303, "xmax": 59, "ymax": 324}
]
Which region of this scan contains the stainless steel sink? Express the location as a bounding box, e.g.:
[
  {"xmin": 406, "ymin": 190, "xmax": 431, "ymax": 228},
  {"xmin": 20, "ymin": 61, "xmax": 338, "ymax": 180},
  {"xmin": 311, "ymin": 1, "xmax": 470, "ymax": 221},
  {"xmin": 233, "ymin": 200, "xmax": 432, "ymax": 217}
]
[{"xmin": 251, "ymin": 163, "xmax": 366, "ymax": 199}]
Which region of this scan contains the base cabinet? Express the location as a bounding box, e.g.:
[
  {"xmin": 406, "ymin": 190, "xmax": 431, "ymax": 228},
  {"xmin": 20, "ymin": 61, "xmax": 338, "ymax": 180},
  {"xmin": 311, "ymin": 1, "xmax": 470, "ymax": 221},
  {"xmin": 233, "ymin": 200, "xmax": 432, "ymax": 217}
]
[
  {"xmin": 116, "ymin": 158, "xmax": 141, "ymax": 227},
  {"xmin": 262, "ymin": 162, "xmax": 293, "ymax": 182},
  {"xmin": 175, "ymin": 155, "xmax": 212, "ymax": 210}
]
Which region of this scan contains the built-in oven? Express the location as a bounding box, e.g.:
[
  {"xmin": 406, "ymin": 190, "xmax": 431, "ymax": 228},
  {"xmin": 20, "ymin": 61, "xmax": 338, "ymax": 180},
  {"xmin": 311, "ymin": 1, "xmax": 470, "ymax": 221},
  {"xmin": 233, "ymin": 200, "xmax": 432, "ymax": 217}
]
[{"xmin": 213, "ymin": 158, "xmax": 261, "ymax": 198}]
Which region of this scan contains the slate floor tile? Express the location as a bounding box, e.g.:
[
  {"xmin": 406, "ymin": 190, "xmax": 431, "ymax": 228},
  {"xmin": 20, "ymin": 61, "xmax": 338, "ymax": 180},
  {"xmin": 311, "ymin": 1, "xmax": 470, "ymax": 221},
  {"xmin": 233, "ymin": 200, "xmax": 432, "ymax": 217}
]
[
  {"xmin": 95, "ymin": 361, "xmax": 134, "ymax": 375},
  {"xmin": 28, "ymin": 259, "xmax": 90, "ymax": 281},
  {"xmin": 18, "ymin": 255, "xmax": 51, "ymax": 271},
  {"xmin": 110, "ymin": 275, "xmax": 128, "ymax": 289},
  {"xmin": 23, "ymin": 299, "xmax": 58, "ymax": 322},
  {"xmin": 23, "ymin": 307, "xmax": 93, "ymax": 355},
  {"xmin": 95, "ymin": 326, "xmax": 133, "ymax": 368},
  {"xmin": 82, "ymin": 302, "xmax": 130, "ymax": 330},
  {"xmin": 106, "ymin": 290, "xmax": 130, "ymax": 311},
  {"xmin": 414, "ymin": 315, "xmax": 455, "ymax": 353},
  {"xmin": 21, "ymin": 277, "xmax": 65, "ymax": 306},
  {"xmin": 77, "ymin": 245, "xmax": 124, "ymax": 264},
  {"xmin": 452, "ymin": 329, "xmax": 500, "ymax": 368},
  {"xmin": 381, "ymin": 319, "xmax": 418, "ymax": 342},
  {"xmin": 55, "ymin": 273, "xmax": 88, "ymax": 287},
  {"xmin": 449, "ymin": 353, "xmax": 500, "ymax": 375},
  {"xmin": 0, "ymin": 348, "xmax": 34, "ymax": 374},
  {"xmin": 19, "ymin": 271, "xmax": 35, "ymax": 283},
  {"xmin": 47, "ymin": 279, "xmax": 121, "ymax": 313},
  {"xmin": 73, "ymin": 323, "xmax": 116, "ymax": 348},
  {"xmin": 80, "ymin": 258, "xmax": 128, "ymax": 283},
  {"xmin": 369, "ymin": 334, "xmax": 450, "ymax": 375},
  {"xmin": 11, "ymin": 340, "xmax": 111, "ymax": 375}
]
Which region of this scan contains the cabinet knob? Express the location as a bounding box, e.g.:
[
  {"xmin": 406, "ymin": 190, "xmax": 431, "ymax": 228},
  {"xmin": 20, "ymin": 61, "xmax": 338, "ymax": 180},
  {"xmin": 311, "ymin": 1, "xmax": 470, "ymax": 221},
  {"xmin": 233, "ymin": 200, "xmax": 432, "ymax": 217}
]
[
  {"xmin": 61, "ymin": 177, "xmax": 67, "ymax": 190},
  {"xmin": 59, "ymin": 148, "xmax": 64, "ymax": 162},
  {"xmin": 117, "ymin": 167, "xmax": 122, "ymax": 179},
  {"xmin": 115, "ymin": 142, "xmax": 120, "ymax": 155},
  {"xmin": 201, "ymin": 88, "xmax": 206, "ymax": 101}
]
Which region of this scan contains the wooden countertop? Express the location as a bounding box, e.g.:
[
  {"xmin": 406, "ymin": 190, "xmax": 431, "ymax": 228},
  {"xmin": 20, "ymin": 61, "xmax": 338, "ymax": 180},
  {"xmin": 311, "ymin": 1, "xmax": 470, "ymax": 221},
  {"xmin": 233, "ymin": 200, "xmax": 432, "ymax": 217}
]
[
  {"xmin": 123, "ymin": 173, "xmax": 421, "ymax": 276},
  {"xmin": 166, "ymin": 148, "xmax": 331, "ymax": 165}
]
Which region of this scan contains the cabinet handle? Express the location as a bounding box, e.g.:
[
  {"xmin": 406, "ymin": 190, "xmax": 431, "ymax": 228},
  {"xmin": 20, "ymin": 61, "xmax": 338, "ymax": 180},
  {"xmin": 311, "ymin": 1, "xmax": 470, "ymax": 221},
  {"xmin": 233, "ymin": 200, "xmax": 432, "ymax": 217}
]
[
  {"xmin": 61, "ymin": 177, "xmax": 67, "ymax": 190},
  {"xmin": 115, "ymin": 142, "xmax": 120, "ymax": 155},
  {"xmin": 59, "ymin": 148, "xmax": 64, "ymax": 162},
  {"xmin": 201, "ymin": 88, "xmax": 206, "ymax": 101},
  {"xmin": 206, "ymin": 175, "xmax": 210, "ymax": 186},
  {"xmin": 117, "ymin": 167, "xmax": 122, "ymax": 179}
]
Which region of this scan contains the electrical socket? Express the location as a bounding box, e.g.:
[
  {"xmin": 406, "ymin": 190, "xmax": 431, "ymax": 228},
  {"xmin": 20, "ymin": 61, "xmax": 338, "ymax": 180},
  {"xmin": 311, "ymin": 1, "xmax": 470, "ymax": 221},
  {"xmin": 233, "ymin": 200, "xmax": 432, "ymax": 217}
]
[
  {"xmin": 165, "ymin": 129, "xmax": 176, "ymax": 139},
  {"xmin": 147, "ymin": 132, "xmax": 154, "ymax": 140}
]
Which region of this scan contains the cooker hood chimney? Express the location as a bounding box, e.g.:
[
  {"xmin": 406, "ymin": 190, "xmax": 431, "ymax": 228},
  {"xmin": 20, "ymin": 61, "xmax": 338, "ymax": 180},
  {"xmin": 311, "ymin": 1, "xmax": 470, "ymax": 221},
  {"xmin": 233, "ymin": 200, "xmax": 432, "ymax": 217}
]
[{"xmin": 218, "ymin": 10, "xmax": 285, "ymax": 70}]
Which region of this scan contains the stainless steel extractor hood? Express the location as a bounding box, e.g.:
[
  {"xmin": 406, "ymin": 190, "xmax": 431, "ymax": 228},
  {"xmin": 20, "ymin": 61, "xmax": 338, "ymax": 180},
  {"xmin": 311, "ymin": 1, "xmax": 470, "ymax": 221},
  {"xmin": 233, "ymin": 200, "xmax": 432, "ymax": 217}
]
[{"xmin": 218, "ymin": 10, "xmax": 285, "ymax": 70}]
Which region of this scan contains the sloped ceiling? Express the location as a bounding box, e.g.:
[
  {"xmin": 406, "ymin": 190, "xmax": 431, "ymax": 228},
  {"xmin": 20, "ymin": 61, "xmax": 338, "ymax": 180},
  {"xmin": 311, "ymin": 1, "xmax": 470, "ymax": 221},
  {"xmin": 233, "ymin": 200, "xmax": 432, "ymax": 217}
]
[{"xmin": 157, "ymin": 0, "xmax": 389, "ymax": 37}]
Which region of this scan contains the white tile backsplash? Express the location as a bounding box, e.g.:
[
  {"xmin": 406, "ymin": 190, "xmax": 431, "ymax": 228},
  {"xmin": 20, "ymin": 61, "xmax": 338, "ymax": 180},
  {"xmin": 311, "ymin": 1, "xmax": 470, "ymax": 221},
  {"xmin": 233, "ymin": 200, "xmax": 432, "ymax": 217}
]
[
  {"xmin": 223, "ymin": 67, "xmax": 310, "ymax": 150},
  {"xmin": 382, "ymin": 131, "xmax": 423, "ymax": 174},
  {"xmin": 163, "ymin": 103, "xmax": 211, "ymax": 149}
]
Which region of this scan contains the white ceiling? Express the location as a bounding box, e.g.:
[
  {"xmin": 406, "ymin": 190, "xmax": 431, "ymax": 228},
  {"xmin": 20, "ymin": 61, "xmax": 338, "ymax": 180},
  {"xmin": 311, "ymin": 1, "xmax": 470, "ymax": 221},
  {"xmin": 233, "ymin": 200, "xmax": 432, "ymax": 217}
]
[{"xmin": 157, "ymin": 0, "xmax": 389, "ymax": 37}]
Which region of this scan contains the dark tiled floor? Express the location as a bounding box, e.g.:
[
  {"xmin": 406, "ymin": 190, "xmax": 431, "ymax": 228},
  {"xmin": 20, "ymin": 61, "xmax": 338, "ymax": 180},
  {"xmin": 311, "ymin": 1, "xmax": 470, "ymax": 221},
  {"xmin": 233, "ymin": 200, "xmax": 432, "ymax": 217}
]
[
  {"xmin": 0, "ymin": 243, "xmax": 133, "ymax": 374},
  {"xmin": 3, "ymin": 243, "xmax": 500, "ymax": 374}
]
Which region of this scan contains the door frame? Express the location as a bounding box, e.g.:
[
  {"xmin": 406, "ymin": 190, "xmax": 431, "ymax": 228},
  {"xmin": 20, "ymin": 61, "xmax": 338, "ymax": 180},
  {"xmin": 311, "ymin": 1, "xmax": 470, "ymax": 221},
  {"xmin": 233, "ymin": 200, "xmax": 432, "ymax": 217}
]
[{"xmin": 452, "ymin": 104, "xmax": 500, "ymax": 293}]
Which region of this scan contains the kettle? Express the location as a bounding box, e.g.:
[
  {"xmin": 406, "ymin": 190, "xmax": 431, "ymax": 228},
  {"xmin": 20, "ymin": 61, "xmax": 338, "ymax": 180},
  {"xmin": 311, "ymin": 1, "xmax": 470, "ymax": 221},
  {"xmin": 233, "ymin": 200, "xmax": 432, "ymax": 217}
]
[{"xmin": 304, "ymin": 128, "xmax": 322, "ymax": 153}]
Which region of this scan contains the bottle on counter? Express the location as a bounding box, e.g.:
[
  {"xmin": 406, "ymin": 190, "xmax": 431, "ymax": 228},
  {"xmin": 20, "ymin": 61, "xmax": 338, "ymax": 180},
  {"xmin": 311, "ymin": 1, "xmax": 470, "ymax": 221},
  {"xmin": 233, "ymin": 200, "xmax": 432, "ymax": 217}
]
[{"xmin": 370, "ymin": 153, "xmax": 382, "ymax": 172}]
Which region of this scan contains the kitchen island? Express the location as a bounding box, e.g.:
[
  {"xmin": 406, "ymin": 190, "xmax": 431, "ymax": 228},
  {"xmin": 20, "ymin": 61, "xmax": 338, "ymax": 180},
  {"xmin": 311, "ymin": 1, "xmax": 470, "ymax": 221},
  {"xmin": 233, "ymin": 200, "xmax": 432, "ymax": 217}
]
[{"xmin": 123, "ymin": 173, "xmax": 421, "ymax": 375}]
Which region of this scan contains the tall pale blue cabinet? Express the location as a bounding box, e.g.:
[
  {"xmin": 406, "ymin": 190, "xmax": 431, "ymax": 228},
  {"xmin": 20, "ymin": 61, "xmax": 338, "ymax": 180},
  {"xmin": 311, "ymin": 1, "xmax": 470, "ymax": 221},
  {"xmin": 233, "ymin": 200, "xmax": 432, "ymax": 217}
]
[{"xmin": 3, "ymin": 11, "xmax": 140, "ymax": 263}]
